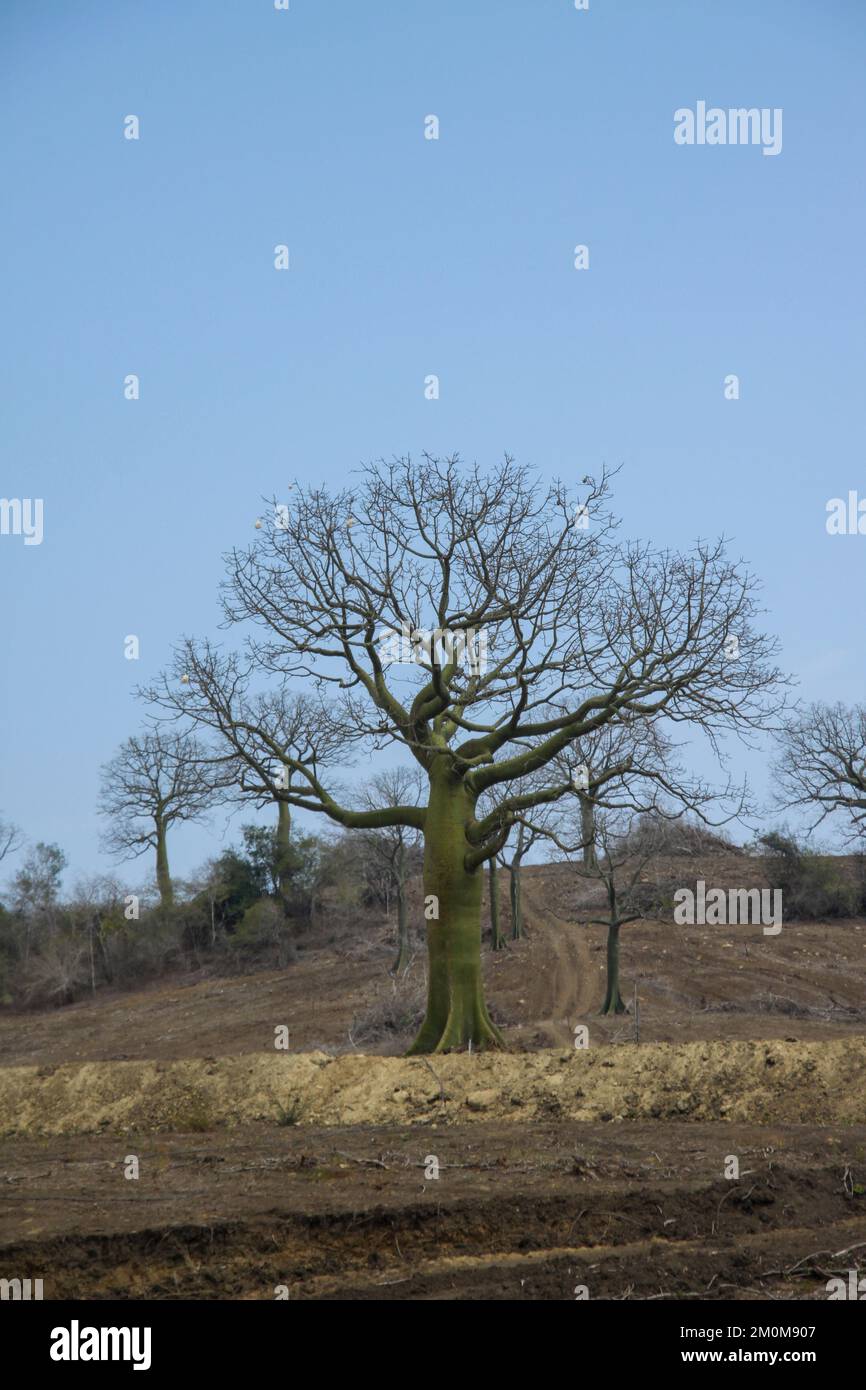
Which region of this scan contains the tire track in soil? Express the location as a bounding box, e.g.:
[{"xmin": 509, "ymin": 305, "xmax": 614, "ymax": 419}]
[
  {"xmin": 521, "ymin": 880, "xmax": 596, "ymax": 1043},
  {"xmin": 4, "ymin": 1125, "xmax": 863, "ymax": 1300},
  {"xmin": 9, "ymin": 1183, "xmax": 862, "ymax": 1301}
]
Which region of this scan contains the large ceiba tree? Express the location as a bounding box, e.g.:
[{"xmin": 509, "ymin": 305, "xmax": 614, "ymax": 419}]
[{"xmin": 144, "ymin": 454, "xmax": 785, "ymax": 1052}]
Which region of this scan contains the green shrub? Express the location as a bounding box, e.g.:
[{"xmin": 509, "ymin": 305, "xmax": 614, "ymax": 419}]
[
  {"xmin": 231, "ymin": 898, "xmax": 296, "ymax": 967},
  {"xmin": 756, "ymin": 830, "xmax": 859, "ymax": 920}
]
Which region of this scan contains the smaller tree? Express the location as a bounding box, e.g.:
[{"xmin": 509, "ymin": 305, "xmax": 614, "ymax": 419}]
[
  {"xmin": 11, "ymin": 841, "xmax": 67, "ymax": 960},
  {"xmin": 498, "ymin": 800, "xmax": 565, "ymax": 942},
  {"xmin": 543, "ymin": 719, "xmax": 745, "ymax": 1015},
  {"xmin": 204, "ymin": 848, "xmax": 264, "ymax": 930},
  {"xmin": 576, "ymin": 809, "xmax": 668, "ymax": 1014},
  {"xmin": 752, "ymin": 827, "xmax": 858, "ymax": 921},
  {"xmin": 502, "ymin": 822, "xmax": 529, "ymax": 941},
  {"xmin": 67, "ymin": 874, "xmax": 128, "ymax": 991},
  {"xmin": 479, "ymin": 770, "xmax": 568, "ymax": 948},
  {"xmin": 487, "ymin": 854, "xmax": 504, "ymax": 951},
  {"xmin": 12, "ymin": 841, "xmax": 65, "ymax": 908},
  {"xmin": 356, "ymin": 769, "xmax": 425, "ymax": 973},
  {"xmin": 773, "ymin": 703, "xmax": 866, "ymax": 843},
  {"xmin": 98, "ymin": 731, "xmax": 228, "ymax": 907},
  {"xmin": 239, "ymin": 823, "xmax": 323, "ymax": 918},
  {"xmin": 238, "ymin": 825, "xmax": 284, "ymax": 898},
  {"xmin": 227, "ymin": 758, "xmax": 297, "ymax": 912},
  {"xmin": 0, "ymin": 816, "xmax": 23, "ymax": 867}
]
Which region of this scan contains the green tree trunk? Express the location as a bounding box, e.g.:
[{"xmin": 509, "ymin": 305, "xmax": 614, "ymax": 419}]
[
  {"xmin": 155, "ymin": 819, "xmax": 173, "ymax": 908},
  {"xmin": 408, "ymin": 767, "xmax": 504, "ymax": 1054},
  {"xmin": 392, "ymin": 844, "xmax": 410, "ymax": 974},
  {"xmin": 276, "ymin": 800, "xmax": 292, "ymax": 909},
  {"xmin": 509, "ymin": 854, "xmax": 524, "ymax": 939},
  {"xmin": 600, "ymin": 921, "xmax": 626, "ymax": 1015},
  {"xmin": 580, "ymin": 793, "xmax": 596, "ymax": 871},
  {"xmin": 489, "ymin": 857, "xmax": 505, "ymax": 950}
]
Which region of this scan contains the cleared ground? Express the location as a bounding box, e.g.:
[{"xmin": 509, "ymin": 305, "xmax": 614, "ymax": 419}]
[
  {"xmin": 1, "ymin": 864, "xmax": 864, "ymax": 1068},
  {"xmin": 2, "ymin": 1123, "xmax": 864, "ymax": 1300},
  {"xmin": 1, "ymin": 863, "xmax": 865, "ymax": 1299}
]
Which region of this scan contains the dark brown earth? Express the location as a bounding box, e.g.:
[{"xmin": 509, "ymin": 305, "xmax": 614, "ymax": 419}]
[
  {"xmin": 1, "ymin": 861, "xmax": 865, "ymax": 1300},
  {"xmin": 3, "ymin": 1124, "xmax": 865, "ymax": 1300}
]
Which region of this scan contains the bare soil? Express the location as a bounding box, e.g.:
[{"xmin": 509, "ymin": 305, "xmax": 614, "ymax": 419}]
[
  {"xmin": 1, "ymin": 861, "xmax": 865, "ymax": 1299},
  {"xmin": 2, "ymin": 1124, "xmax": 865, "ymax": 1300}
]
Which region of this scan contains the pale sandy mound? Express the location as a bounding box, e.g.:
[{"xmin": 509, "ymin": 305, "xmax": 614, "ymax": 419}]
[{"xmin": 0, "ymin": 1039, "xmax": 864, "ymax": 1136}]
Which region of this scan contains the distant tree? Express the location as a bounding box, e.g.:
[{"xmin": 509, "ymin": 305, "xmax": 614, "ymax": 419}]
[
  {"xmin": 753, "ymin": 826, "xmax": 858, "ymax": 921},
  {"xmin": 577, "ymin": 808, "xmax": 669, "ymax": 1015},
  {"xmin": 774, "ymin": 703, "xmax": 866, "ymax": 843},
  {"xmin": 0, "ymin": 816, "xmax": 23, "ymax": 867},
  {"xmin": 12, "ymin": 841, "xmax": 66, "ymax": 911},
  {"xmin": 292, "ymin": 834, "xmax": 327, "ymax": 921},
  {"xmin": 238, "ymin": 826, "xmax": 282, "ymax": 897},
  {"xmin": 480, "ymin": 769, "xmax": 568, "ymax": 943},
  {"xmin": 212, "ymin": 695, "xmax": 347, "ymax": 915},
  {"xmin": 98, "ymin": 731, "xmax": 228, "ymax": 907},
  {"xmin": 501, "ymin": 816, "xmax": 555, "ymax": 941},
  {"xmin": 67, "ymin": 875, "xmax": 129, "ymax": 990},
  {"xmin": 238, "ymin": 822, "xmax": 323, "ymax": 919},
  {"xmin": 544, "ymin": 721, "xmax": 742, "ymax": 1014},
  {"xmin": 206, "ymin": 848, "xmax": 266, "ymax": 928},
  {"xmin": 355, "ymin": 769, "xmax": 425, "ymax": 973},
  {"xmin": 11, "ymin": 841, "xmax": 67, "ymax": 960},
  {"xmin": 487, "ymin": 854, "xmax": 504, "ymax": 951}
]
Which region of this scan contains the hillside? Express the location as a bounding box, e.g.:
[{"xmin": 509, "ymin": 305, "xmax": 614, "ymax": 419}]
[{"xmin": 1, "ymin": 859, "xmax": 864, "ymax": 1067}]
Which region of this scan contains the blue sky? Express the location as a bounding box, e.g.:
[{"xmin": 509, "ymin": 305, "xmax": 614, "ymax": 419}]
[{"xmin": 2, "ymin": 0, "xmax": 865, "ymax": 891}]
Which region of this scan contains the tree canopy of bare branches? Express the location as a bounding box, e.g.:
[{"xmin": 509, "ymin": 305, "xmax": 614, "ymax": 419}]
[
  {"xmin": 773, "ymin": 703, "xmax": 866, "ymax": 844},
  {"xmin": 0, "ymin": 815, "xmax": 23, "ymax": 866},
  {"xmin": 98, "ymin": 731, "xmax": 228, "ymax": 907}
]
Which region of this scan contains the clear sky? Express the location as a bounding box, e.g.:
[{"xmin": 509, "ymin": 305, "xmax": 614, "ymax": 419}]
[{"xmin": 2, "ymin": 0, "xmax": 865, "ymax": 893}]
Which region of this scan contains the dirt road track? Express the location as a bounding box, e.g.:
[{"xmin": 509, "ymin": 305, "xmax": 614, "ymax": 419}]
[{"xmin": 522, "ymin": 881, "xmax": 595, "ymax": 1042}]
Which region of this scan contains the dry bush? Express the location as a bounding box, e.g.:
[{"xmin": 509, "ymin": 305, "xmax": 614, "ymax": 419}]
[
  {"xmin": 98, "ymin": 910, "xmax": 187, "ymax": 987},
  {"xmin": 17, "ymin": 933, "xmax": 91, "ymax": 1008},
  {"xmin": 620, "ymin": 811, "xmax": 736, "ymax": 858},
  {"xmin": 754, "ymin": 830, "xmax": 862, "ymax": 920},
  {"xmin": 349, "ymin": 973, "xmax": 427, "ymax": 1045}
]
